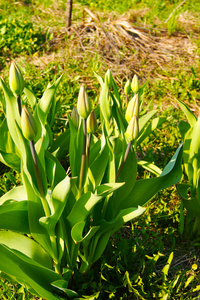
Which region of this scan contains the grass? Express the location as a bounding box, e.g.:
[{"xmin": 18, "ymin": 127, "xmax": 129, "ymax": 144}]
[{"xmin": 0, "ymin": 0, "xmax": 200, "ymax": 299}]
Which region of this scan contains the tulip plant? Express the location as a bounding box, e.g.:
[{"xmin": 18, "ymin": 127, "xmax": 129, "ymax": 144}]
[
  {"xmin": 176, "ymin": 99, "xmax": 200, "ymax": 237},
  {"xmin": 0, "ymin": 62, "xmax": 183, "ymax": 299}
]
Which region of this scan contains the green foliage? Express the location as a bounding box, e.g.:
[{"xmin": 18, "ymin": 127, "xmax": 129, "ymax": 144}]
[
  {"xmin": 0, "ymin": 16, "xmax": 51, "ymax": 68},
  {"xmin": 0, "ymin": 64, "xmax": 183, "ymax": 299},
  {"xmin": 176, "ymin": 99, "xmax": 200, "ymax": 238}
]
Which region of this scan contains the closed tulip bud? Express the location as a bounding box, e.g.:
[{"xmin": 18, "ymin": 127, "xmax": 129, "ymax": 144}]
[
  {"xmin": 87, "ymin": 110, "xmax": 98, "ymax": 134},
  {"xmin": 21, "ymin": 106, "xmax": 37, "ymax": 141},
  {"xmin": 125, "ymin": 115, "xmax": 139, "ymax": 142},
  {"xmin": 125, "ymin": 94, "xmax": 139, "ymax": 122},
  {"xmin": 131, "ymin": 74, "xmax": 139, "ymax": 94},
  {"xmin": 9, "ymin": 62, "xmax": 24, "ymax": 96},
  {"xmin": 105, "ymin": 69, "xmax": 112, "ymax": 86},
  {"xmin": 71, "ymin": 106, "xmax": 79, "ymax": 129},
  {"xmin": 124, "ymin": 79, "xmax": 131, "ymax": 95},
  {"xmin": 77, "ymin": 84, "xmax": 91, "ymax": 119}
]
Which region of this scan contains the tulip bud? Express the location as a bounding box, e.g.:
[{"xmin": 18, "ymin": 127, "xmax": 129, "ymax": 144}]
[
  {"xmin": 71, "ymin": 106, "xmax": 80, "ymax": 129},
  {"xmin": 87, "ymin": 110, "xmax": 98, "ymax": 134},
  {"xmin": 21, "ymin": 106, "xmax": 37, "ymax": 141},
  {"xmin": 125, "ymin": 115, "xmax": 139, "ymax": 142},
  {"xmin": 9, "ymin": 62, "xmax": 24, "ymax": 96},
  {"xmin": 131, "ymin": 74, "xmax": 139, "ymax": 94},
  {"xmin": 77, "ymin": 84, "xmax": 91, "ymax": 119},
  {"xmin": 124, "ymin": 79, "xmax": 131, "ymax": 95},
  {"xmin": 105, "ymin": 69, "xmax": 112, "ymax": 86},
  {"xmin": 125, "ymin": 94, "xmax": 139, "ymax": 122}
]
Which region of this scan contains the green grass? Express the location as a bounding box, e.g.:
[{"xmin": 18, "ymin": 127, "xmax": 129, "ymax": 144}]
[{"xmin": 0, "ymin": 0, "xmax": 200, "ymax": 299}]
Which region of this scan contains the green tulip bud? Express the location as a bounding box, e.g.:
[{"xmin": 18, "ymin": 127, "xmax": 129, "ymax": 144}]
[
  {"xmin": 125, "ymin": 94, "xmax": 139, "ymax": 122},
  {"xmin": 9, "ymin": 62, "xmax": 24, "ymax": 96},
  {"xmin": 105, "ymin": 69, "xmax": 112, "ymax": 86},
  {"xmin": 71, "ymin": 106, "xmax": 80, "ymax": 129},
  {"xmin": 21, "ymin": 106, "xmax": 38, "ymax": 141},
  {"xmin": 77, "ymin": 84, "xmax": 91, "ymax": 119},
  {"xmin": 125, "ymin": 115, "xmax": 139, "ymax": 142},
  {"xmin": 87, "ymin": 110, "xmax": 98, "ymax": 134},
  {"xmin": 131, "ymin": 74, "xmax": 139, "ymax": 94},
  {"xmin": 124, "ymin": 79, "xmax": 131, "ymax": 95}
]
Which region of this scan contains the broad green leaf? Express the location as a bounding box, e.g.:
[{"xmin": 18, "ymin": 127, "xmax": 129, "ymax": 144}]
[
  {"xmin": 24, "ymin": 86, "xmax": 37, "ymax": 108},
  {"xmin": 0, "ymin": 231, "xmax": 52, "ymax": 268},
  {"xmin": 88, "ymin": 143, "xmax": 110, "ymax": 190},
  {"xmin": 39, "ymin": 176, "xmax": 71, "ymax": 232},
  {"xmin": 177, "ymin": 183, "xmax": 200, "ymax": 218},
  {"xmin": 95, "ymin": 182, "xmax": 124, "ymax": 197},
  {"xmin": 0, "ymin": 151, "xmax": 20, "ymax": 171},
  {"xmin": 177, "ymin": 99, "xmax": 197, "ymax": 127},
  {"xmin": 51, "ymin": 280, "xmax": 78, "ymax": 298},
  {"xmin": 0, "ymin": 244, "xmax": 62, "ymax": 299},
  {"xmin": 45, "ymin": 150, "xmax": 67, "ymax": 190},
  {"xmin": 137, "ymin": 117, "xmax": 166, "ymax": 145},
  {"xmin": 137, "ymin": 160, "xmax": 162, "ymax": 176},
  {"xmin": 115, "ymin": 144, "xmax": 183, "ymax": 210},
  {"xmin": 49, "ymin": 129, "xmax": 70, "ymax": 159},
  {"xmin": 112, "ymin": 148, "xmax": 137, "ymax": 212},
  {"xmin": 0, "ymin": 118, "xmax": 20, "ymax": 155},
  {"xmin": 22, "ymin": 169, "xmax": 53, "ymax": 258},
  {"xmin": 139, "ymin": 110, "xmax": 157, "ymax": 133},
  {"xmin": 37, "ymin": 76, "xmax": 62, "ymax": 125},
  {"xmin": 0, "ymin": 185, "xmax": 27, "ymax": 203},
  {"xmin": 67, "ymin": 192, "xmax": 102, "ymax": 228},
  {"xmin": 0, "ymin": 200, "xmax": 29, "ymax": 233},
  {"xmin": 71, "ymin": 221, "xmax": 86, "ymax": 243},
  {"xmin": 178, "ymin": 120, "xmax": 191, "ymax": 140},
  {"xmin": 88, "ymin": 206, "xmax": 145, "ymax": 264},
  {"xmin": 73, "ymin": 225, "xmax": 100, "ymax": 244}
]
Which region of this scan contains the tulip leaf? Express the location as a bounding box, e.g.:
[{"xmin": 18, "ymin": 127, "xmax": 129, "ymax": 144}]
[
  {"xmin": 0, "ymin": 244, "xmax": 62, "ymax": 299},
  {"xmin": 45, "ymin": 150, "xmax": 67, "ymax": 190},
  {"xmin": 177, "ymin": 99, "xmax": 197, "ymax": 127},
  {"xmin": 139, "ymin": 110, "xmax": 157, "ymax": 133},
  {"xmin": 0, "ymin": 185, "xmax": 27, "ymax": 204},
  {"xmin": 112, "ymin": 148, "xmax": 137, "ymax": 211},
  {"xmin": 0, "ymin": 151, "xmax": 20, "ymax": 171},
  {"xmin": 115, "ymin": 143, "xmax": 183, "ymax": 211},
  {"xmin": 0, "ymin": 200, "xmax": 29, "ymax": 233},
  {"xmin": 138, "ymin": 117, "xmax": 166, "ymax": 145},
  {"xmin": 37, "ymin": 76, "xmax": 62, "ymax": 125},
  {"xmin": 0, "ymin": 230, "xmax": 52, "ymax": 268},
  {"xmin": 24, "ymin": 86, "xmax": 37, "ymax": 108},
  {"xmin": 67, "ymin": 192, "xmax": 102, "ymax": 228},
  {"xmin": 51, "ymin": 280, "xmax": 78, "ymax": 298},
  {"xmin": 137, "ymin": 160, "xmax": 162, "ymax": 176},
  {"xmin": 39, "ymin": 176, "xmax": 71, "ymax": 232}
]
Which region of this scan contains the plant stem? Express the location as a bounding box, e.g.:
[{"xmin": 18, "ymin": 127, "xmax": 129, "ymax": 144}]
[
  {"xmin": 30, "ymin": 140, "xmax": 61, "ymax": 273},
  {"xmin": 87, "ymin": 133, "xmax": 92, "ymax": 168},
  {"xmin": 17, "ymin": 95, "xmax": 22, "ymax": 115},
  {"xmin": 116, "ymin": 141, "xmax": 132, "ymax": 181},
  {"xmin": 29, "ymin": 140, "xmax": 50, "ymax": 216},
  {"xmin": 78, "ymin": 118, "xmax": 87, "ymax": 198}
]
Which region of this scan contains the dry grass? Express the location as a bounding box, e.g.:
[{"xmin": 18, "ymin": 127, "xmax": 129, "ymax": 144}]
[{"xmin": 30, "ymin": 7, "xmax": 199, "ymax": 84}]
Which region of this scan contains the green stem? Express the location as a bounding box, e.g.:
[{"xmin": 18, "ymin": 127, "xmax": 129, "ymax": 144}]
[
  {"xmin": 29, "ymin": 140, "xmax": 50, "ymax": 215},
  {"xmin": 87, "ymin": 133, "xmax": 92, "ymax": 168},
  {"xmin": 116, "ymin": 141, "xmax": 132, "ymax": 181},
  {"xmin": 78, "ymin": 118, "xmax": 87, "ymax": 198},
  {"xmin": 30, "ymin": 140, "xmax": 60, "ymax": 273},
  {"xmin": 17, "ymin": 95, "xmax": 22, "ymax": 115}
]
